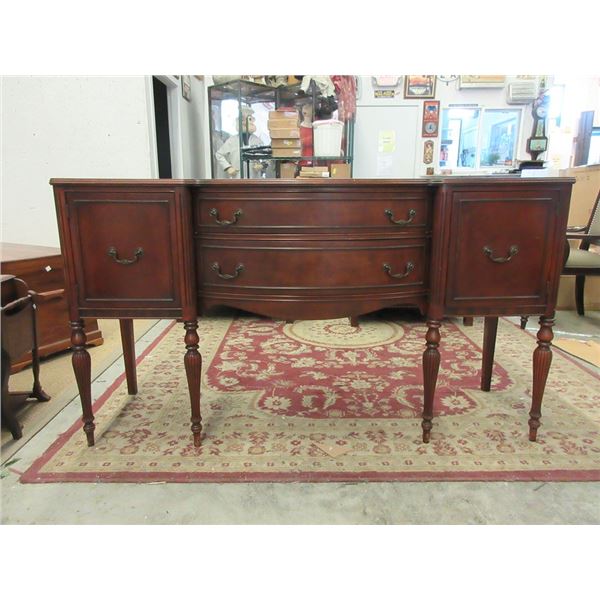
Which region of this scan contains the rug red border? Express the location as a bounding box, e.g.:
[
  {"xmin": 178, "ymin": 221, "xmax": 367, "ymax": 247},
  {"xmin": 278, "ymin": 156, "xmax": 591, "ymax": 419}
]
[{"xmin": 20, "ymin": 317, "xmax": 600, "ymax": 484}]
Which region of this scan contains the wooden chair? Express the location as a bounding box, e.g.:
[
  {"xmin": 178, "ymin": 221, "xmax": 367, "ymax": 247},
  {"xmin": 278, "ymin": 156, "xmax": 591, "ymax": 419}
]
[
  {"xmin": 563, "ymin": 188, "xmax": 600, "ymax": 315},
  {"xmin": 1, "ymin": 275, "xmax": 61, "ymax": 439},
  {"xmin": 521, "ymin": 189, "xmax": 600, "ymax": 328}
]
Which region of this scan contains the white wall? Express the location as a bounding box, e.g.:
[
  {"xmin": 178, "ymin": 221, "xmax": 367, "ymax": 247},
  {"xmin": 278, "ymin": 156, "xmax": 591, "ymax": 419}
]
[
  {"xmin": 1, "ymin": 75, "xmax": 208, "ymax": 248},
  {"xmin": 356, "ymin": 76, "xmax": 534, "ymax": 177},
  {"xmin": 1, "ymin": 76, "xmax": 155, "ymax": 247}
]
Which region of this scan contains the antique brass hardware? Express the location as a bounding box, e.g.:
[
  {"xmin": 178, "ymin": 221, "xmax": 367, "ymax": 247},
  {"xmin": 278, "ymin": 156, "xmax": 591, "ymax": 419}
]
[
  {"xmin": 384, "ymin": 208, "xmax": 416, "ymax": 226},
  {"xmin": 107, "ymin": 246, "xmax": 144, "ymax": 265},
  {"xmin": 482, "ymin": 245, "xmax": 519, "ymax": 263},
  {"xmin": 383, "ymin": 261, "xmax": 415, "ymax": 279},
  {"xmin": 209, "ymin": 208, "xmax": 243, "ymax": 226},
  {"xmin": 211, "ymin": 262, "xmax": 245, "ymax": 279}
]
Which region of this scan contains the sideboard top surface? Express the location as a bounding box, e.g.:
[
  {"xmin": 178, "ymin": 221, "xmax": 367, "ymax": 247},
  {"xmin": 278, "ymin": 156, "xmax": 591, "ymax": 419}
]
[{"xmin": 50, "ymin": 177, "xmax": 576, "ymax": 188}]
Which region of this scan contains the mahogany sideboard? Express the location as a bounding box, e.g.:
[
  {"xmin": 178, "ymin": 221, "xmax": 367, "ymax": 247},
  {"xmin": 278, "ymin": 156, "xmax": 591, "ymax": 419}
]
[
  {"xmin": 51, "ymin": 177, "xmax": 574, "ymax": 448},
  {"xmin": 1, "ymin": 242, "xmax": 103, "ymax": 371}
]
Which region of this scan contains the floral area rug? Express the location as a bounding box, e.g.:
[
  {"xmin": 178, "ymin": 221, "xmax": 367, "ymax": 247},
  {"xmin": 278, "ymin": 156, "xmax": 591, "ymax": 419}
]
[{"xmin": 22, "ymin": 311, "xmax": 600, "ymax": 483}]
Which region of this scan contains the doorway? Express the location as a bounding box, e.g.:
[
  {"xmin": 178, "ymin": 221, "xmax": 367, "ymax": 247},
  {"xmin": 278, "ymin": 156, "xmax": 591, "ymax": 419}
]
[{"xmin": 152, "ymin": 76, "xmax": 172, "ymax": 178}]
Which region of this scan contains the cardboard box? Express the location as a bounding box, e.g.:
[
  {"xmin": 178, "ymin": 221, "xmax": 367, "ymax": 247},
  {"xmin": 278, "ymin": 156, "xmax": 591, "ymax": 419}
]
[
  {"xmin": 268, "ymin": 117, "xmax": 299, "ymax": 128},
  {"xmin": 272, "ymin": 148, "xmax": 302, "ymax": 157},
  {"xmin": 271, "ymin": 138, "xmax": 302, "ymax": 149},
  {"xmin": 279, "ymin": 162, "xmax": 297, "ymax": 179},
  {"xmin": 269, "ymin": 110, "xmax": 298, "ymax": 120},
  {"xmin": 269, "ymin": 127, "xmax": 300, "ymax": 139},
  {"xmin": 330, "ymin": 163, "xmax": 352, "ymax": 178}
]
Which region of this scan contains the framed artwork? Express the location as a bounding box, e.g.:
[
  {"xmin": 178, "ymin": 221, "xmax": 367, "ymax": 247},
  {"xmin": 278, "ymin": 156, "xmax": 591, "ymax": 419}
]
[
  {"xmin": 423, "ymin": 140, "xmax": 434, "ymax": 164},
  {"xmin": 181, "ymin": 75, "xmax": 192, "ymax": 101},
  {"xmin": 422, "ymin": 100, "xmax": 440, "ymax": 137},
  {"xmin": 458, "ymin": 75, "xmax": 506, "ymax": 89},
  {"xmin": 404, "ymin": 75, "xmax": 436, "ymax": 99}
]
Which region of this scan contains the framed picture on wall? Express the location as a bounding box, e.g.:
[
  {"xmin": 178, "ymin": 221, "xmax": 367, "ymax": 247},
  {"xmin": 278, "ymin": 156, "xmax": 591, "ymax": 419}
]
[
  {"xmin": 404, "ymin": 75, "xmax": 436, "ymax": 99},
  {"xmin": 182, "ymin": 75, "xmax": 192, "ymax": 101},
  {"xmin": 458, "ymin": 75, "xmax": 506, "ymax": 89}
]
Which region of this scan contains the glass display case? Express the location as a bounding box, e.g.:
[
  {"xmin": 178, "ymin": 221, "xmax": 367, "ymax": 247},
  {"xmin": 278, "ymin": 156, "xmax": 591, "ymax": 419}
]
[{"xmin": 208, "ymin": 78, "xmax": 355, "ymax": 179}]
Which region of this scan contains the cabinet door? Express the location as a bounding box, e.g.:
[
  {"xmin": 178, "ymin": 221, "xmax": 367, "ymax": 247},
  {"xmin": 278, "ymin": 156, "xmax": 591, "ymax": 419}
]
[
  {"xmin": 67, "ymin": 192, "xmax": 182, "ymax": 310},
  {"xmin": 444, "ymin": 189, "xmax": 563, "ymax": 314}
]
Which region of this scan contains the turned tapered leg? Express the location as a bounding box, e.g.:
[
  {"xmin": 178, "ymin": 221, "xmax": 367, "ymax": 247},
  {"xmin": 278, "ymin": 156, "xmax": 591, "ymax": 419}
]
[
  {"xmin": 71, "ymin": 320, "xmax": 94, "ymax": 446},
  {"xmin": 422, "ymin": 320, "xmax": 441, "ymax": 443},
  {"xmin": 529, "ymin": 316, "xmax": 554, "ymax": 442},
  {"xmin": 481, "ymin": 316, "xmax": 498, "ymax": 392},
  {"xmin": 119, "ymin": 319, "xmax": 137, "ymax": 395},
  {"xmin": 184, "ymin": 320, "xmax": 202, "ymax": 447}
]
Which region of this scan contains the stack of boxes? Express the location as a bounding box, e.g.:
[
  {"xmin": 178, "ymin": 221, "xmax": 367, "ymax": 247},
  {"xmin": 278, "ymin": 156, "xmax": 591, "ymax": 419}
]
[{"xmin": 268, "ymin": 109, "xmax": 301, "ymax": 158}]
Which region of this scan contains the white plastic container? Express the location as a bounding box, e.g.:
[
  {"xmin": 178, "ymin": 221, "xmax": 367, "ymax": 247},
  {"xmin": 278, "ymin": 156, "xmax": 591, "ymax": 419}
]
[{"xmin": 313, "ymin": 119, "xmax": 344, "ymax": 157}]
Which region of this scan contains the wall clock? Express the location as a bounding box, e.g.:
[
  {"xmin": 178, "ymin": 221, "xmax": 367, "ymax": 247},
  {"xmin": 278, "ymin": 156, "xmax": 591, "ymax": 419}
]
[
  {"xmin": 422, "ymin": 100, "xmax": 440, "ymax": 138},
  {"xmin": 527, "ymin": 93, "xmax": 550, "ymax": 161}
]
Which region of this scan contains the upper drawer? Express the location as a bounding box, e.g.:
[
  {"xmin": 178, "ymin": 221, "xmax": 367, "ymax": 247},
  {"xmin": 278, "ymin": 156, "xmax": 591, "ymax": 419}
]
[
  {"xmin": 444, "ymin": 190, "xmax": 564, "ymax": 310},
  {"xmin": 64, "ymin": 192, "xmax": 182, "ymax": 308},
  {"xmin": 195, "ymin": 187, "xmax": 431, "ymax": 232}
]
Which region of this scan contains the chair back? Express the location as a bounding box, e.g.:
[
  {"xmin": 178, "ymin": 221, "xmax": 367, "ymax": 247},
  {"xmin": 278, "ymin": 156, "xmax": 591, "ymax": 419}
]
[{"xmin": 588, "ymin": 188, "xmax": 600, "ymax": 236}]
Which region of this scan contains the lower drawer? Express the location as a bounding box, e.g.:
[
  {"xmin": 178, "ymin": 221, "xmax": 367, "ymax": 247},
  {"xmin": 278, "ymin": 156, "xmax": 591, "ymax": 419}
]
[{"xmin": 199, "ymin": 241, "xmax": 427, "ymax": 291}]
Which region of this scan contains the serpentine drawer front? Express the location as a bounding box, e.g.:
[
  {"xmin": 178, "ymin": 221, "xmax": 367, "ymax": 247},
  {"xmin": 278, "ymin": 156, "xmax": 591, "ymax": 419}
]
[
  {"xmin": 195, "ymin": 186, "xmax": 430, "ymax": 231},
  {"xmin": 200, "ymin": 241, "xmax": 427, "ymax": 290},
  {"xmin": 443, "ymin": 189, "xmax": 565, "ymax": 313},
  {"xmin": 63, "ymin": 191, "xmax": 182, "ymax": 309}
]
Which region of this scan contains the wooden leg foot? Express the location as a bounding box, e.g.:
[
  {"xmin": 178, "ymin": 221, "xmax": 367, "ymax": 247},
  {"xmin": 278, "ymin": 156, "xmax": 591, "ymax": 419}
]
[
  {"xmin": 421, "ymin": 320, "xmax": 441, "ymax": 443},
  {"xmin": 349, "ymin": 316, "xmax": 359, "ymax": 328},
  {"xmin": 462, "ymin": 317, "xmax": 474, "ymax": 326},
  {"xmin": 520, "ymin": 316, "xmax": 529, "ymax": 330},
  {"xmin": 528, "ymin": 316, "xmax": 554, "ymax": 442},
  {"xmin": 184, "ymin": 320, "xmax": 202, "ymax": 447}
]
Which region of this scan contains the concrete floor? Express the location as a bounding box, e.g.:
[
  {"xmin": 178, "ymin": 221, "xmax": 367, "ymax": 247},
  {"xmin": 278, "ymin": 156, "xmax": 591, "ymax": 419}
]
[{"xmin": 2, "ymin": 310, "xmax": 599, "ymax": 525}]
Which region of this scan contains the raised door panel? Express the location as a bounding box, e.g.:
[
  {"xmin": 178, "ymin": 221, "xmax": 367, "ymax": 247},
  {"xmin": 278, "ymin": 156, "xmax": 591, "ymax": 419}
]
[
  {"xmin": 444, "ymin": 190, "xmax": 561, "ymax": 312},
  {"xmin": 68, "ymin": 193, "xmax": 181, "ymax": 308}
]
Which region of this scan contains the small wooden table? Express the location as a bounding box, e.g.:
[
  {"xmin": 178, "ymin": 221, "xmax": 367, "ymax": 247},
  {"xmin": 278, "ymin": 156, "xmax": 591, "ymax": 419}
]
[{"xmin": 1, "ymin": 242, "xmax": 103, "ymax": 371}]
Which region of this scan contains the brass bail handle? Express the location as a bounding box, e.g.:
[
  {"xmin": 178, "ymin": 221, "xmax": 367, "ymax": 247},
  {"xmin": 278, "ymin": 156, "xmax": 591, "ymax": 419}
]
[
  {"xmin": 107, "ymin": 246, "xmax": 144, "ymax": 265},
  {"xmin": 384, "ymin": 208, "xmax": 416, "ymax": 226},
  {"xmin": 209, "ymin": 208, "xmax": 243, "ymax": 226},
  {"xmin": 383, "ymin": 261, "xmax": 415, "ymax": 279},
  {"xmin": 211, "ymin": 262, "xmax": 244, "ymax": 280},
  {"xmin": 483, "ymin": 245, "xmax": 519, "ymax": 263}
]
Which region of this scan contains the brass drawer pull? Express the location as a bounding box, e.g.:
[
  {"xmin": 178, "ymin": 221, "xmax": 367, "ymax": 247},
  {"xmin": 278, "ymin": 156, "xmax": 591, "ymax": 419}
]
[
  {"xmin": 383, "ymin": 261, "xmax": 415, "ymax": 279},
  {"xmin": 211, "ymin": 262, "xmax": 244, "ymax": 280},
  {"xmin": 209, "ymin": 208, "xmax": 243, "ymax": 226},
  {"xmin": 107, "ymin": 246, "xmax": 144, "ymax": 265},
  {"xmin": 483, "ymin": 245, "xmax": 519, "ymax": 263},
  {"xmin": 384, "ymin": 208, "xmax": 416, "ymax": 226}
]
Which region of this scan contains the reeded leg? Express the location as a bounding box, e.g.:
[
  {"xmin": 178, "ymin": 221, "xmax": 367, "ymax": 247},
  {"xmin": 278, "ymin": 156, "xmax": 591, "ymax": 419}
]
[
  {"xmin": 184, "ymin": 320, "xmax": 202, "ymax": 446},
  {"xmin": 71, "ymin": 319, "xmax": 94, "ymax": 446},
  {"xmin": 529, "ymin": 316, "xmax": 554, "ymax": 441},
  {"xmin": 520, "ymin": 316, "xmax": 529, "ymax": 330},
  {"xmin": 481, "ymin": 316, "xmax": 498, "ymax": 392},
  {"xmin": 422, "ymin": 320, "xmax": 441, "ymax": 443},
  {"xmin": 119, "ymin": 319, "xmax": 137, "ymax": 395}
]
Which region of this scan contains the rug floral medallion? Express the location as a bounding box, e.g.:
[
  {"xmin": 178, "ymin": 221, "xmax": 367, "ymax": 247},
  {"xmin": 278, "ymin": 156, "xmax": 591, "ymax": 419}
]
[{"xmin": 22, "ymin": 312, "xmax": 600, "ymax": 483}]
